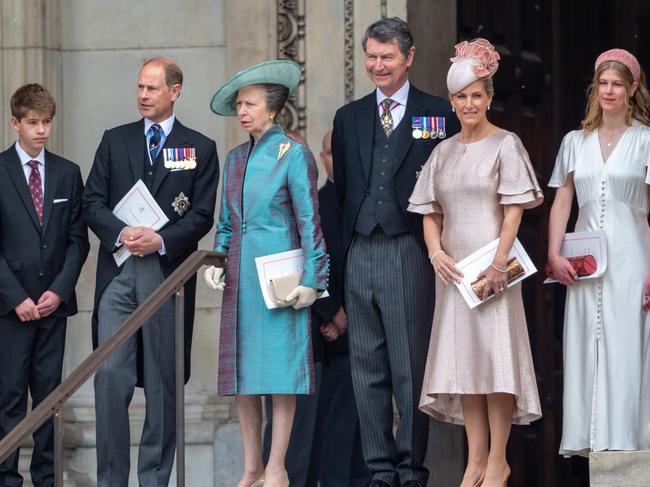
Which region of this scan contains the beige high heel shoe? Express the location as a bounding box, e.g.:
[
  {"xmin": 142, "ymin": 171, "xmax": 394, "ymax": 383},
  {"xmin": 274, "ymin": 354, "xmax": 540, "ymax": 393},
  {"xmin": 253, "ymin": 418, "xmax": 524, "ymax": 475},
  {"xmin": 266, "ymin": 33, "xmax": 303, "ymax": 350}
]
[{"xmin": 250, "ymin": 474, "xmax": 264, "ymax": 487}]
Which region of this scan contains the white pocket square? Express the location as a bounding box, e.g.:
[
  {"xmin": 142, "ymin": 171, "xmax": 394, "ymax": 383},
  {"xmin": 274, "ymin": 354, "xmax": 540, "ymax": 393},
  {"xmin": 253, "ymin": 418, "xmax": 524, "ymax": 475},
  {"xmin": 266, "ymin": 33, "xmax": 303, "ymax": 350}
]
[{"xmin": 52, "ymin": 198, "xmax": 68, "ymax": 204}]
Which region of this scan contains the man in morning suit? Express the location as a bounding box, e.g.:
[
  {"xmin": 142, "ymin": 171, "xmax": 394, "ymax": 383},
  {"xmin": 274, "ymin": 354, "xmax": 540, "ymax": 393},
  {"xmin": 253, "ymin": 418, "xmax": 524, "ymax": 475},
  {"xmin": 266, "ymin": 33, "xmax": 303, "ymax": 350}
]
[
  {"xmin": 83, "ymin": 58, "xmax": 219, "ymax": 487},
  {"xmin": 0, "ymin": 84, "xmax": 89, "ymax": 486},
  {"xmin": 331, "ymin": 18, "xmax": 459, "ymax": 487}
]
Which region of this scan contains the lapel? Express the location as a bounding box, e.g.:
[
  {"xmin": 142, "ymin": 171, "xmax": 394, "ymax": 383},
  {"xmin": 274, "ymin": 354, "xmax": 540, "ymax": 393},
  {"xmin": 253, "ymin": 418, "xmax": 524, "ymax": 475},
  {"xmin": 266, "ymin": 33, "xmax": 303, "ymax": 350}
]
[
  {"xmin": 40, "ymin": 150, "xmax": 59, "ymax": 235},
  {"xmin": 3, "ymin": 144, "xmax": 42, "ymax": 232},
  {"xmin": 354, "ymin": 93, "xmax": 376, "ymax": 182},
  {"xmin": 392, "ymin": 85, "xmax": 423, "ymax": 174},
  {"xmin": 126, "ymin": 119, "xmax": 145, "ymax": 185},
  {"xmin": 151, "ymin": 119, "xmax": 190, "ymax": 196}
]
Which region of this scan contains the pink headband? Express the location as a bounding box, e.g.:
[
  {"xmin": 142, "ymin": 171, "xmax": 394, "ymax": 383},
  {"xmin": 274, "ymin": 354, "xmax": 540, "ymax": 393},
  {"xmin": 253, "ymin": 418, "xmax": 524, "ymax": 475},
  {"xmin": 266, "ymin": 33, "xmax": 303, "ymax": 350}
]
[{"xmin": 595, "ymin": 48, "xmax": 641, "ymax": 82}]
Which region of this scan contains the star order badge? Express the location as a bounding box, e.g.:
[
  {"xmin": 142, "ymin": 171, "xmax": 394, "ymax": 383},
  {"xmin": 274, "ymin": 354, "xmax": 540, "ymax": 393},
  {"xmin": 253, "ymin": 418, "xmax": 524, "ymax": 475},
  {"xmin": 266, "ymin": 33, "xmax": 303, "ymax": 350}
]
[{"xmin": 172, "ymin": 192, "xmax": 191, "ymax": 216}]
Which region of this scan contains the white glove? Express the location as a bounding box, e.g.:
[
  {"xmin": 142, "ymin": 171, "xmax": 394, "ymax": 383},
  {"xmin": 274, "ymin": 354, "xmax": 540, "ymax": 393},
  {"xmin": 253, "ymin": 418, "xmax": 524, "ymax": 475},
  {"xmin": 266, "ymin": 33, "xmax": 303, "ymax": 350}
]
[
  {"xmin": 204, "ymin": 266, "xmax": 225, "ymax": 291},
  {"xmin": 285, "ymin": 286, "xmax": 318, "ymax": 309}
]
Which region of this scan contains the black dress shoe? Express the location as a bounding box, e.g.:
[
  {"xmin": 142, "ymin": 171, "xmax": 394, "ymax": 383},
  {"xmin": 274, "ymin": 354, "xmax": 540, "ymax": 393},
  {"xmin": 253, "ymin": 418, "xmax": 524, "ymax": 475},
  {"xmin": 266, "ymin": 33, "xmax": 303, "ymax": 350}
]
[
  {"xmin": 401, "ymin": 481, "xmax": 425, "ymax": 487},
  {"xmin": 368, "ymin": 480, "xmax": 392, "ymax": 487}
]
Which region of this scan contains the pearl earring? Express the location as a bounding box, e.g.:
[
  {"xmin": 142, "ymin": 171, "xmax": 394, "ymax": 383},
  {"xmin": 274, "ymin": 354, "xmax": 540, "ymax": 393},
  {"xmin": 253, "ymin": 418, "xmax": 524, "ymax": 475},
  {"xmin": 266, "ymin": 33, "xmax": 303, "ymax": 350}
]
[
  {"xmin": 487, "ymin": 105, "xmax": 491, "ymax": 111},
  {"xmin": 452, "ymin": 106, "xmax": 455, "ymax": 112}
]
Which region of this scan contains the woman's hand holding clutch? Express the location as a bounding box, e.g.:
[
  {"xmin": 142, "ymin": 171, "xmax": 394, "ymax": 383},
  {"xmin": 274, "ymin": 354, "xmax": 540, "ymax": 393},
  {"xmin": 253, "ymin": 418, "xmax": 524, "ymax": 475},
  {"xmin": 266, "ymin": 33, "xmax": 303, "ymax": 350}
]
[
  {"xmin": 285, "ymin": 285, "xmax": 319, "ymax": 309},
  {"xmin": 204, "ymin": 266, "xmax": 226, "ymax": 291},
  {"xmin": 430, "ymin": 250, "xmax": 464, "ymax": 285},
  {"xmin": 547, "ymin": 255, "xmax": 578, "ymax": 286},
  {"xmin": 477, "ymin": 262, "xmax": 509, "ymax": 300}
]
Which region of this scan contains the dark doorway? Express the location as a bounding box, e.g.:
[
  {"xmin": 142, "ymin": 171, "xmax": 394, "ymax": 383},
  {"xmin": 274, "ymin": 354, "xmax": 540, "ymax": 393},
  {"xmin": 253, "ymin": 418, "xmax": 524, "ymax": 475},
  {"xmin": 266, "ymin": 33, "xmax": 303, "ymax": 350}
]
[{"xmin": 412, "ymin": 1, "xmax": 650, "ymax": 486}]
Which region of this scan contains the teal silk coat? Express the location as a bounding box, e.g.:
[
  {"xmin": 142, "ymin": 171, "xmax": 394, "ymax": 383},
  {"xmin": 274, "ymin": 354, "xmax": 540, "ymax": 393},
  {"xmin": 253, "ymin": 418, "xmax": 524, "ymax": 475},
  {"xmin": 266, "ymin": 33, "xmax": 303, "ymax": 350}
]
[{"xmin": 214, "ymin": 125, "xmax": 328, "ymax": 395}]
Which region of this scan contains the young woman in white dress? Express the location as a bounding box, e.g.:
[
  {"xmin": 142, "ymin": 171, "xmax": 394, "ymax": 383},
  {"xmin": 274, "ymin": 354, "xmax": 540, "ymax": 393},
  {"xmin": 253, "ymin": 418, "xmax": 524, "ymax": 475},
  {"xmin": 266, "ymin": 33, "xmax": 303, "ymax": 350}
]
[{"xmin": 548, "ymin": 48, "xmax": 650, "ymax": 456}]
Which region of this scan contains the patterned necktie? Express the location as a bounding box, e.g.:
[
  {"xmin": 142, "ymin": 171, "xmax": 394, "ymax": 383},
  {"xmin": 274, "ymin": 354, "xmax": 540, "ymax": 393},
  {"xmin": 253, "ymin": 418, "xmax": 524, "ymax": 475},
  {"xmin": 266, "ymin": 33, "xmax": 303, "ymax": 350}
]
[
  {"xmin": 148, "ymin": 123, "xmax": 162, "ymax": 163},
  {"xmin": 380, "ymin": 98, "xmax": 395, "ymax": 137},
  {"xmin": 28, "ymin": 160, "xmax": 43, "ymax": 224}
]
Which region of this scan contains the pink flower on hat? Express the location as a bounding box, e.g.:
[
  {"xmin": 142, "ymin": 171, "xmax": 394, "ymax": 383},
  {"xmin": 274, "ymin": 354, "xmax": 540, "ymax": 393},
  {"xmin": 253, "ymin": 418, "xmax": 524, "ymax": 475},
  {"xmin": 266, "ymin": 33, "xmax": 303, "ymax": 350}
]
[{"xmin": 451, "ymin": 38, "xmax": 500, "ymax": 78}]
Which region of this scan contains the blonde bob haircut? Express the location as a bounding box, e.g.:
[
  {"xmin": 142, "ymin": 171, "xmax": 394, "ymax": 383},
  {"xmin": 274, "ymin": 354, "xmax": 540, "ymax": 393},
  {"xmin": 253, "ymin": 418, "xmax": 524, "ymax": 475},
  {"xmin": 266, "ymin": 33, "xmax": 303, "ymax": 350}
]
[{"xmin": 581, "ymin": 60, "xmax": 650, "ymax": 132}]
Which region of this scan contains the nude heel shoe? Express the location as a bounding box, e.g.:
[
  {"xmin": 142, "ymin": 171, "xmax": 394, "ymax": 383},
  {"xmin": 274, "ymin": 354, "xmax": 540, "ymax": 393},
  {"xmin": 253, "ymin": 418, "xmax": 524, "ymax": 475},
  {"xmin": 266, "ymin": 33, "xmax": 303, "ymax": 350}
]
[
  {"xmin": 472, "ymin": 473, "xmax": 485, "ymax": 487},
  {"xmin": 250, "ymin": 474, "xmax": 264, "ymax": 487}
]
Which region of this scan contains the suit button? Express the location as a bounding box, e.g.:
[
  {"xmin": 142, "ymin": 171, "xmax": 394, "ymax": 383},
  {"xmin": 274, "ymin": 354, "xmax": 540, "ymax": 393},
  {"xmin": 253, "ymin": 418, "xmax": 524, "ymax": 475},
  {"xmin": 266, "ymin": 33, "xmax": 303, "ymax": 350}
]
[
  {"xmin": 148, "ymin": 171, "xmax": 153, "ymax": 176},
  {"xmin": 377, "ymin": 200, "xmax": 383, "ymax": 206},
  {"xmin": 38, "ymin": 271, "xmax": 44, "ymax": 277},
  {"xmin": 378, "ymin": 186, "xmax": 384, "ymax": 191},
  {"xmin": 41, "ymin": 243, "xmax": 47, "ymax": 249},
  {"xmin": 380, "ymin": 171, "xmax": 386, "ymax": 176}
]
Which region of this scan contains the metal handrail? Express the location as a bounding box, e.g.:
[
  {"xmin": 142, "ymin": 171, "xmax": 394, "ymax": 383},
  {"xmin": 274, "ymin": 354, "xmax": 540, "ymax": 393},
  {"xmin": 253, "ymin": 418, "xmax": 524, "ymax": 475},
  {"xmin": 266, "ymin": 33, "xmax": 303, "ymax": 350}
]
[{"xmin": 0, "ymin": 250, "xmax": 227, "ymax": 487}]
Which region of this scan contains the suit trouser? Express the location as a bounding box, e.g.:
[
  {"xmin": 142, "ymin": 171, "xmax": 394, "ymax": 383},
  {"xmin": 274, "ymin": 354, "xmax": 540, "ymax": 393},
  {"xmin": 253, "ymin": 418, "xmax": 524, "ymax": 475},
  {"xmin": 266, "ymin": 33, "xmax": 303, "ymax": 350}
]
[
  {"xmin": 0, "ymin": 314, "xmax": 66, "ymax": 487},
  {"xmin": 345, "ymin": 230, "xmax": 433, "ymax": 487},
  {"xmin": 94, "ymin": 255, "xmax": 175, "ymax": 487}
]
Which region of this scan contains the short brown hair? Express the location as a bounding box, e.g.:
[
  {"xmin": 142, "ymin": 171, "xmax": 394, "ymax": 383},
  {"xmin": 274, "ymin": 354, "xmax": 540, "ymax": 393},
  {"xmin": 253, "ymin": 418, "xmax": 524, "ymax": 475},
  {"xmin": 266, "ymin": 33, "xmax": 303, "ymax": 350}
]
[
  {"xmin": 142, "ymin": 58, "xmax": 183, "ymax": 89},
  {"xmin": 10, "ymin": 84, "xmax": 56, "ymax": 120}
]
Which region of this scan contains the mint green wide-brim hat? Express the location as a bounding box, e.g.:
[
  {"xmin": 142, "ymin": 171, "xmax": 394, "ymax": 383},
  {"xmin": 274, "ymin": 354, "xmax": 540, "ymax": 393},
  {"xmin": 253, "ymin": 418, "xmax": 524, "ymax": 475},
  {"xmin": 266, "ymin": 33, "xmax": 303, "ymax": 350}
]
[{"xmin": 210, "ymin": 60, "xmax": 301, "ymax": 116}]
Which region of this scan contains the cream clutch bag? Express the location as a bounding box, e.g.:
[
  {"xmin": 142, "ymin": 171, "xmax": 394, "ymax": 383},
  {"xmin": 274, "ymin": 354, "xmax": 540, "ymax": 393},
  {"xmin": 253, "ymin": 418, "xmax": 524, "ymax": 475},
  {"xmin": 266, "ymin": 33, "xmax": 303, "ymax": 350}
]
[{"xmin": 270, "ymin": 273, "xmax": 301, "ymax": 306}]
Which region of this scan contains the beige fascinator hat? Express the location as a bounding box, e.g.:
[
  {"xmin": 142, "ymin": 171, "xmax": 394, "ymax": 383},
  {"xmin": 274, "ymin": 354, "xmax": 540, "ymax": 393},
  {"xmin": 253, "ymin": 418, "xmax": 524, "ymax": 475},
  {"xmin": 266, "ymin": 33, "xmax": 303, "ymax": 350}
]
[{"xmin": 446, "ymin": 38, "xmax": 500, "ymax": 94}]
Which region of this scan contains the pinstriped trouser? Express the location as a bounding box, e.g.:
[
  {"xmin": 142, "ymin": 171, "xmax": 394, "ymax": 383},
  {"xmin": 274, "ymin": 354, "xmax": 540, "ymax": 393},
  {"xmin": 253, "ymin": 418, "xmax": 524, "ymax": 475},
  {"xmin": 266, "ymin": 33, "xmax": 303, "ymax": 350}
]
[
  {"xmin": 345, "ymin": 230, "xmax": 434, "ymax": 486},
  {"xmin": 94, "ymin": 255, "xmax": 176, "ymax": 487}
]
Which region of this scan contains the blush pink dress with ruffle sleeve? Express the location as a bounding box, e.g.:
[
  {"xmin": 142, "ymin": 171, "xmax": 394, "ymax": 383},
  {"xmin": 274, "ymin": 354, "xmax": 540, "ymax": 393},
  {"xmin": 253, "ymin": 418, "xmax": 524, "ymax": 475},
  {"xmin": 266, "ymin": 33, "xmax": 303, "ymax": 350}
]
[{"xmin": 408, "ymin": 129, "xmax": 543, "ymax": 425}]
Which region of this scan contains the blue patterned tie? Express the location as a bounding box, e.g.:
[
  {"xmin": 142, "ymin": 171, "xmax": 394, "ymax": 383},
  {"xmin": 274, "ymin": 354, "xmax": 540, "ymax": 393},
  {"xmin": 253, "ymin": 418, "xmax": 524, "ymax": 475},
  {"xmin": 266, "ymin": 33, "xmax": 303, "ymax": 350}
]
[{"xmin": 148, "ymin": 123, "xmax": 162, "ymax": 163}]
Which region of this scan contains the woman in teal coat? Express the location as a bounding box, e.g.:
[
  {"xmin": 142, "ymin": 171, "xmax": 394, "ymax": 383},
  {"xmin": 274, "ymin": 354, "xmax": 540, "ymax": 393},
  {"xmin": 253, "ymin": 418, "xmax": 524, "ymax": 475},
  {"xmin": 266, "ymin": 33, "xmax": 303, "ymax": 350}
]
[{"xmin": 204, "ymin": 60, "xmax": 328, "ymax": 487}]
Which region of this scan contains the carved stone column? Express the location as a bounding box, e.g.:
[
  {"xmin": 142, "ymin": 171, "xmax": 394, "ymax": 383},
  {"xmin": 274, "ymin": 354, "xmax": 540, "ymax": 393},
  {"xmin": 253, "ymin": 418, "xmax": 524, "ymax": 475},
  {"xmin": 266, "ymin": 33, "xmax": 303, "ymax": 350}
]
[{"xmin": 0, "ymin": 0, "xmax": 62, "ymax": 151}]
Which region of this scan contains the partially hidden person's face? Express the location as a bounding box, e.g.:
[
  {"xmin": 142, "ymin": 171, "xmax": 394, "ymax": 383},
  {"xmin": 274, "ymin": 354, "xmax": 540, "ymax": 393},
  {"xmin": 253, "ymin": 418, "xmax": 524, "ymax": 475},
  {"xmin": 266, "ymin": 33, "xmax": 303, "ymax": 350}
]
[
  {"xmin": 236, "ymin": 84, "xmax": 274, "ymax": 140},
  {"xmin": 137, "ymin": 63, "xmax": 180, "ymax": 123},
  {"xmin": 598, "ymin": 68, "xmax": 637, "ymax": 115},
  {"xmin": 320, "ymin": 131, "xmax": 333, "ymax": 180},
  {"xmin": 450, "ymin": 80, "xmax": 492, "ymax": 130},
  {"xmin": 11, "ymin": 110, "xmax": 52, "ymax": 158},
  {"xmin": 364, "ymin": 37, "xmax": 414, "ymax": 97}
]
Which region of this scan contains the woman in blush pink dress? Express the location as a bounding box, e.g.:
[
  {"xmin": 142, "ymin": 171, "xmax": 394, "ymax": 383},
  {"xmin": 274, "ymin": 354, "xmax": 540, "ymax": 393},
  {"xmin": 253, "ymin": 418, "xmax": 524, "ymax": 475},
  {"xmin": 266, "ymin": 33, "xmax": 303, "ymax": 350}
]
[{"xmin": 408, "ymin": 39, "xmax": 543, "ymax": 487}]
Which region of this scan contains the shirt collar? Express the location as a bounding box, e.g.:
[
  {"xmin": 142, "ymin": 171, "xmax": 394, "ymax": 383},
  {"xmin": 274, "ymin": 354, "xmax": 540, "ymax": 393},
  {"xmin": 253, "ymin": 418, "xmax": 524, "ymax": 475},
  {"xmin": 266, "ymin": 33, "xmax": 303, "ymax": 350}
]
[
  {"xmin": 15, "ymin": 141, "xmax": 45, "ymax": 167},
  {"xmin": 376, "ymin": 80, "xmax": 410, "ymax": 108},
  {"xmin": 144, "ymin": 114, "xmax": 176, "ymax": 136}
]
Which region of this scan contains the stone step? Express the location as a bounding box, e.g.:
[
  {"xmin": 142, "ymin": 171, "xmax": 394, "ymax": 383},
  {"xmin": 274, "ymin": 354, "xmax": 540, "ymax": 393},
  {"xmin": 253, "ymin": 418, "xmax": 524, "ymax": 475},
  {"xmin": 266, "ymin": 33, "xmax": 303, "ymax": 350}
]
[
  {"xmin": 19, "ymin": 447, "xmax": 95, "ymax": 487},
  {"xmin": 590, "ymin": 450, "xmax": 650, "ymax": 487}
]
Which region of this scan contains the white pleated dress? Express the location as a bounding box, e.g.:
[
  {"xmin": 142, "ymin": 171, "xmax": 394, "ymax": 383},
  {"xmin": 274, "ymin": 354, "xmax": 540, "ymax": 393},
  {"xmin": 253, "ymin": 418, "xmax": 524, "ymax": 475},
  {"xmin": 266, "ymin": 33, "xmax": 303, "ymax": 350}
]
[{"xmin": 549, "ymin": 123, "xmax": 650, "ymax": 456}]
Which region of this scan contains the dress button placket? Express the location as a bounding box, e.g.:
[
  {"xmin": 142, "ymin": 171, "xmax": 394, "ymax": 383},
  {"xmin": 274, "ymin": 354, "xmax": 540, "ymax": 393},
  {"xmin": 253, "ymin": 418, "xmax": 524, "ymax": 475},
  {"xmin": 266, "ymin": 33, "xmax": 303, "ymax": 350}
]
[{"xmin": 591, "ymin": 170, "xmax": 607, "ymax": 447}]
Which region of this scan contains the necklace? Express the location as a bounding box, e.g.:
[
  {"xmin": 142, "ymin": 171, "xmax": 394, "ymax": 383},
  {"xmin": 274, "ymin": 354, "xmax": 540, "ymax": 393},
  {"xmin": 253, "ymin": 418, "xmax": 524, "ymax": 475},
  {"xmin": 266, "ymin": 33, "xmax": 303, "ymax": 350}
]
[
  {"xmin": 459, "ymin": 126, "xmax": 491, "ymax": 153},
  {"xmin": 600, "ymin": 126, "xmax": 627, "ymax": 147}
]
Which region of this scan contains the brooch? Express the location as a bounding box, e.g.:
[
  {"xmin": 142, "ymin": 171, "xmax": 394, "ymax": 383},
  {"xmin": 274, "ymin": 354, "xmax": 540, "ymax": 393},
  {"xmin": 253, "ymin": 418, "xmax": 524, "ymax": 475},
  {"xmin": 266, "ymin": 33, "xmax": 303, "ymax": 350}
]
[
  {"xmin": 164, "ymin": 148, "xmax": 197, "ymax": 170},
  {"xmin": 278, "ymin": 142, "xmax": 291, "ymax": 161},
  {"xmin": 172, "ymin": 192, "xmax": 191, "ymax": 216}
]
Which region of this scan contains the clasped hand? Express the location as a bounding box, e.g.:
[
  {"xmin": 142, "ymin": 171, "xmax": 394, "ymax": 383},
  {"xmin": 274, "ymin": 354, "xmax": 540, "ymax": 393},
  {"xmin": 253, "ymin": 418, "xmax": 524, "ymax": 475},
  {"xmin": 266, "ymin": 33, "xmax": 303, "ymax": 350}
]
[
  {"xmin": 15, "ymin": 290, "xmax": 62, "ymax": 322},
  {"xmin": 120, "ymin": 226, "xmax": 162, "ymax": 257}
]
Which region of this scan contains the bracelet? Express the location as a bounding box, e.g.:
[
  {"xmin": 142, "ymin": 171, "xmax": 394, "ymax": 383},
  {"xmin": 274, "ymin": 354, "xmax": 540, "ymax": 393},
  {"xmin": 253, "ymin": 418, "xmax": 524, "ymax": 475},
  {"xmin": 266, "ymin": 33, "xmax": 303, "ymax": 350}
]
[
  {"xmin": 490, "ymin": 262, "xmax": 508, "ymax": 273},
  {"xmin": 429, "ymin": 249, "xmax": 445, "ymax": 264}
]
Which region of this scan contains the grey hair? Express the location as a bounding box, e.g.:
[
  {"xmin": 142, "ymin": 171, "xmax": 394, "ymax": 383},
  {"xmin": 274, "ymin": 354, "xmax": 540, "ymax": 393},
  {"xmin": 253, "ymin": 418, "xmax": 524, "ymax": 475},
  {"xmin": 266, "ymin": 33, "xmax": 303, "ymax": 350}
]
[
  {"xmin": 362, "ymin": 17, "xmax": 414, "ymax": 57},
  {"xmin": 263, "ymin": 83, "xmax": 290, "ymax": 117}
]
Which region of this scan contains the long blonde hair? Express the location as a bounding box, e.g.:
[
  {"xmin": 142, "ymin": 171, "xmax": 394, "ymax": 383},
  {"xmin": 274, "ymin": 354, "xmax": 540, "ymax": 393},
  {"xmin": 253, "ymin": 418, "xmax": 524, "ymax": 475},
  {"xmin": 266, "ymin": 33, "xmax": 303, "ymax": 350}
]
[{"xmin": 581, "ymin": 61, "xmax": 650, "ymax": 131}]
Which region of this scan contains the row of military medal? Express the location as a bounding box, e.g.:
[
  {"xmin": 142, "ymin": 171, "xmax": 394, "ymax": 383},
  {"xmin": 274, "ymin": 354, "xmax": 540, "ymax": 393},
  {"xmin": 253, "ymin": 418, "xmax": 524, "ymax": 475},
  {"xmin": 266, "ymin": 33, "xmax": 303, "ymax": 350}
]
[{"xmin": 412, "ymin": 116, "xmax": 446, "ymax": 140}]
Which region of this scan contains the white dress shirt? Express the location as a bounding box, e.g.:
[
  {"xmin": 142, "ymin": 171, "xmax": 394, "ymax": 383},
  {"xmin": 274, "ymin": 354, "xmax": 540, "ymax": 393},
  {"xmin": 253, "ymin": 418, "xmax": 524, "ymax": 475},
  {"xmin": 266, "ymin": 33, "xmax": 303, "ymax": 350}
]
[{"xmin": 375, "ymin": 80, "xmax": 410, "ymax": 130}]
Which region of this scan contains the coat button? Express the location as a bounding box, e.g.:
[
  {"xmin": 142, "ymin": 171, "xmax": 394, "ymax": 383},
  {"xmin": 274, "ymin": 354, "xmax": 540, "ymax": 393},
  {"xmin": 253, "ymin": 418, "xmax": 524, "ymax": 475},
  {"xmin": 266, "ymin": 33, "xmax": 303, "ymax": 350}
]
[
  {"xmin": 38, "ymin": 271, "xmax": 44, "ymax": 277},
  {"xmin": 41, "ymin": 243, "xmax": 47, "ymax": 249}
]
